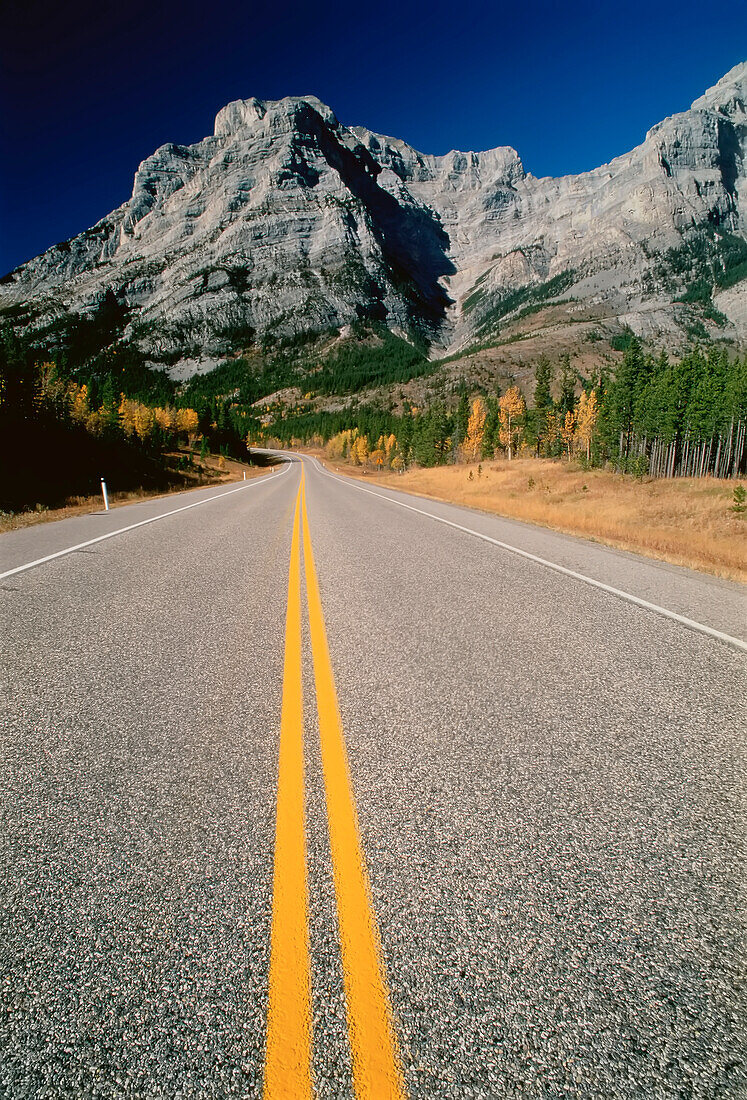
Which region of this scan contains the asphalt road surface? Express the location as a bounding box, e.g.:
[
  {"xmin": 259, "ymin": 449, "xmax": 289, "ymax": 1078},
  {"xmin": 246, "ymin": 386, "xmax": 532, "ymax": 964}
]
[{"xmin": 1, "ymin": 455, "xmax": 745, "ymax": 1099}]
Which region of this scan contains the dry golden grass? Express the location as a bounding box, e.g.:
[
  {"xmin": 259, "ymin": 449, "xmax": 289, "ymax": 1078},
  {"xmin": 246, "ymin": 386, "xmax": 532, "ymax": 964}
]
[
  {"xmin": 322, "ymin": 455, "xmax": 746, "ymax": 583},
  {"xmin": 0, "ymin": 454, "xmax": 270, "ymax": 534}
]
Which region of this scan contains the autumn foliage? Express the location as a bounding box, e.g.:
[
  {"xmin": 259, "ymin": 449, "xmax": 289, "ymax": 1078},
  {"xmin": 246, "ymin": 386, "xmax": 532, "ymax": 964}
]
[
  {"xmin": 114, "ymin": 397, "xmax": 198, "ymax": 441},
  {"xmin": 498, "ymin": 387, "xmax": 526, "ymax": 460},
  {"xmin": 0, "ymin": 357, "xmax": 204, "ymax": 510},
  {"xmin": 325, "ymin": 427, "xmax": 405, "ymax": 470},
  {"xmin": 462, "ymin": 397, "xmax": 487, "ymax": 462}
]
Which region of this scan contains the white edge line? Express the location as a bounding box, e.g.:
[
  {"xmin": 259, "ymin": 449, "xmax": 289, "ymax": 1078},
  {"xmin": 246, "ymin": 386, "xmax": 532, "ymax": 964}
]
[
  {"xmin": 0, "ymin": 462, "xmax": 290, "ymax": 581},
  {"xmin": 306, "ymin": 456, "xmax": 747, "ymax": 655}
]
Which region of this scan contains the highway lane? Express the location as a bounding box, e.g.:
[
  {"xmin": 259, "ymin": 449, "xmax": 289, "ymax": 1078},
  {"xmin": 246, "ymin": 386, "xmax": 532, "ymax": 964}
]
[
  {"xmin": 2, "ymin": 454, "xmax": 745, "ymax": 1098},
  {"xmin": 2, "ymin": 467, "xmax": 296, "ymax": 1097},
  {"xmin": 300, "ymin": 456, "xmax": 745, "ymax": 1098},
  {"xmin": 0, "ymin": 467, "xmax": 288, "ymax": 580},
  {"xmin": 304, "ymin": 455, "xmax": 746, "ymax": 647}
]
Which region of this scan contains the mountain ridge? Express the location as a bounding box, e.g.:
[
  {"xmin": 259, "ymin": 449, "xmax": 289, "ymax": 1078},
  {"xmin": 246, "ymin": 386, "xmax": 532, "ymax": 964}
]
[{"xmin": 2, "ymin": 62, "xmax": 746, "ymax": 372}]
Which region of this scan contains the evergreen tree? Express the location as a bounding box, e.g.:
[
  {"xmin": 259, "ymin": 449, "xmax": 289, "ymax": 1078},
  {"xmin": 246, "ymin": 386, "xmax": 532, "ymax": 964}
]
[
  {"xmin": 454, "ymin": 391, "xmax": 470, "ymax": 452},
  {"xmin": 531, "ymin": 355, "xmax": 554, "ymax": 455},
  {"xmin": 483, "ymin": 396, "xmax": 500, "ymax": 458},
  {"xmin": 597, "ymin": 338, "xmax": 648, "ymax": 457},
  {"xmin": 557, "ymin": 354, "xmax": 576, "ymax": 418},
  {"xmin": 724, "ymin": 355, "xmax": 747, "ymax": 423},
  {"xmin": 398, "ymin": 407, "xmax": 414, "ymax": 459}
]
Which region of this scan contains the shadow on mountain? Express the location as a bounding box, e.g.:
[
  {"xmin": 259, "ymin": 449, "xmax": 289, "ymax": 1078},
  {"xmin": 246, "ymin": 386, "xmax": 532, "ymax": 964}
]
[
  {"xmin": 717, "ymin": 117, "xmax": 740, "ymax": 196},
  {"xmin": 298, "ymin": 105, "xmax": 455, "ymax": 332}
]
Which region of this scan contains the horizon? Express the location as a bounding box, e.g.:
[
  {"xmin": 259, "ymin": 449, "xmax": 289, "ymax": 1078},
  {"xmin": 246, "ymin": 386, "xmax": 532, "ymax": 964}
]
[{"xmin": 1, "ymin": 0, "xmax": 745, "ymax": 274}]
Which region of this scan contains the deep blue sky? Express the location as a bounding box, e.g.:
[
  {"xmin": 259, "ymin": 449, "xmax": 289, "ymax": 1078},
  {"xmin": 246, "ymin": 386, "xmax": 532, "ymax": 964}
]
[{"xmin": 1, "ymin": 0, "xmax": 744, "ymax": 273}]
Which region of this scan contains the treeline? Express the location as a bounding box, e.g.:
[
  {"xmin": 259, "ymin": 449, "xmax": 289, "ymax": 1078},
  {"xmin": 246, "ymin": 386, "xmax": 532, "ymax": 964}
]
[
  {"xmin": 257, "ymin": 342, "xmax": 747, "ymax": 479},
  {"xmin": 0, "ymin": 352, "xmax": 200, "ymax": 510},
  {"xmin": 311, "ymin": 325, "xmax": 430, "ymax": 394},
  {"xmin": 596, "ymin": 342, "xmax": 746, "ymax": 478},
  {"xmin": 5, "ymin": 288, "xmax": 746, "ymax": 498},
  {"xmin": 0, "ymin": 315, "xmax": 262, "ymax": 509}
]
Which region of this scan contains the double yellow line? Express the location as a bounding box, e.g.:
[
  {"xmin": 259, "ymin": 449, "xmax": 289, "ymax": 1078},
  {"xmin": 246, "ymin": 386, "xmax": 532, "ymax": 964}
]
[{"xmin": 264, "ymin": 467, "xmax": 406, "ymax": 1099}]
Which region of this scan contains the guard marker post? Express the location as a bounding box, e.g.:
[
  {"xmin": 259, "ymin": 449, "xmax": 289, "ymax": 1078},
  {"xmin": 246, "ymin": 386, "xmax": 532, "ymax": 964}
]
[{"xmin": 100, "ymin": 477, "xmax": 109, "ymax": 511}]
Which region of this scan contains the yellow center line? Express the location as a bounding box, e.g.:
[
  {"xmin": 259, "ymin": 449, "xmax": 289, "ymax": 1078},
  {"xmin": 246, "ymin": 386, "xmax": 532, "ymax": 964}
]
[
  {"xmin": 264, "ymin": 476, "xmax": 313, "ymax": 1099},
  {"xmin": 301, "ymin": 476, "xmax": 407, "ymax": 1100}
]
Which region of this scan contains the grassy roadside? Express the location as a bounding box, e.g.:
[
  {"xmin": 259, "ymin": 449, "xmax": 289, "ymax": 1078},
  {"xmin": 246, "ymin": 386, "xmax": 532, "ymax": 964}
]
[
  {"xmin": 313, "ymin": 453, "xmax": 746, "ymax": 583},
  {"xmin": 0, "ymin": 453, "xmax": 273, "ymax": 534}
]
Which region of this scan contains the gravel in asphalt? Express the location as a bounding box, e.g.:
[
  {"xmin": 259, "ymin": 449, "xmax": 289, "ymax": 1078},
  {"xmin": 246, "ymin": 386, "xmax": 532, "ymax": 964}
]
[{"xmin": 2, "ymin": 456, "xmax": 744, "ymax": 1098}]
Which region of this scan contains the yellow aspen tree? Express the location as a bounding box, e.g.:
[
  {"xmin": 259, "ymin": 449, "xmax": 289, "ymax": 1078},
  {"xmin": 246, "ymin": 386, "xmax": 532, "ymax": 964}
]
[
  {"xmin": 133, "ymin": 402, "xmax": 155, "ymax": 440},
  {"xmin": 343, "ymin": 429, "xmax": 355, "ymax": 458},
  {"xmin": 561, "ymin": 409, "xmax": 577, "ymax": 460},
  {"xmin": 325, "ymin": 431, "xmax": 347, "ymax": 460},
  {"xmin": 499, "ymin": 386, "xmax": 526, "ymax": 460},
  {"xmin": 69, "ymin": 384, "xmax": 89, "ymax": 423},
  {"xmin": 545, "ymin": 410, "xmax": 560, "ymax": 451},
  {"xmin": 85, "ymin": 408, "xmax": 106, "ymax": 435},
  {"xmin": 154, "ymin": 406, "xmax": 175, "ymax": 433},
  {"xmin": 575, "ymin": 390, "xmax": 599, "ymax": 460},
  {"xmin": 369, "ymin": 448, "xmax": 385, "ymax": 470},
  {"xmin": 384, "ymin": 433, "xmax": 397, "ymax": 459},
  {"xmin": 176, "ymin": 407, "xmax": 199, "ymax": 435},
  {"xmin": 347, "ymin": 430, "xmax": 361, "ymax": 465},
  {"xmin": 346, "ymin": 429, "xmax": 356, "ymax": 460},
  {"xmin": 463, "ymin": 397, "xmax": 487, "ymax": 462},
  {"xmin": 119, "ymin": 396, "xmax": 138, "ymax": 436},
  {"xmin": 355, "ymin": 434, "xmax": 370, "ymax": 466}
]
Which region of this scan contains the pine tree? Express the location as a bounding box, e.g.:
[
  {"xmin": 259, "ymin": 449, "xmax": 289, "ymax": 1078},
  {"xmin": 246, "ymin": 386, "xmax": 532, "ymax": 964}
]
[
  {"xmin": 398, "ymin": 408, "xmax": 414, "ymax": 460},
  {"xmin": 532, "ymin": 355, "xmax": 554, "ymax": 455},
  {"xmin": 484, "ymin": 396, "xmax": 500, "ymax": 458},
  {"xmin": 411, "ymin": 409, "xmax": 440, "ymax": 467},
  {"xmin": 534, "ymin": 355, "xmax": 553, "ymax": 409},
  {"xmin": 598, "ymin": 338, "xmax": 648, "ymax": 458},
  {"xmin": 454, "ymin": 391, "xmax": 470, "ymax": 452},
  {"xmin": 432, "ymin": 404, "xmax": 452, "ymax": 464},
  {"xmin": 558, "ymin": 355, "xmax": 576, "ymax": 418}
]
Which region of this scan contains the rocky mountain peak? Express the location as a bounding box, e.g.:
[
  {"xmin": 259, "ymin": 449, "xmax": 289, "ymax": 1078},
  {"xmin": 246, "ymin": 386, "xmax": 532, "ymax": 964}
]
[
  {"xmin": 2, "ymin": 64, "xmax": 746, "ymax": 368},
  {"xmin": 690, "ymin": 60, "xmax": 746, "ymax": 114},
  {"xmin": 214, "ymin": 94, "xmax": 340, "ymax": 137}
]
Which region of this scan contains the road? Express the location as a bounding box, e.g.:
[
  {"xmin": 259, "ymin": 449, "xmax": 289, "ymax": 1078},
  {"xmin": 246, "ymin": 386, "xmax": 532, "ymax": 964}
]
[{"xmin": 1, "ymin": 454, "xmax": 745, "ymax": 1099}]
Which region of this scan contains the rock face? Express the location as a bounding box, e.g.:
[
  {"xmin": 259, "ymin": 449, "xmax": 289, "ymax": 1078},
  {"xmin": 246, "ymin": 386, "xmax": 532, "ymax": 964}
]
[{"xmin": 2, "ymin": 63, "xmax": 746, "ymax": 363}]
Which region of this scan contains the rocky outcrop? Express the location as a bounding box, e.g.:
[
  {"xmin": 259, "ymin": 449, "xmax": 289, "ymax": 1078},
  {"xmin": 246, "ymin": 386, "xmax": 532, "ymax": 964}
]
[{"xmin": 2, "ymin": 63, "xmax": 746, "ymax": 364}]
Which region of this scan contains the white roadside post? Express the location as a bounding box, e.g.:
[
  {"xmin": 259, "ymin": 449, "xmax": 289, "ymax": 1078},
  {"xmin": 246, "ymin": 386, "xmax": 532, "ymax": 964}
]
[{"xmin": 100, "ymin": 477, "xmax": 109, "ymax": 511}]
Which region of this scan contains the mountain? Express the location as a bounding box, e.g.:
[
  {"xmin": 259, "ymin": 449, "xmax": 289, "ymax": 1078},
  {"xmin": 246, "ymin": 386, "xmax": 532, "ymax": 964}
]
[{"xmin": 2, "ymin": 63, "xmax": 746, "ymax": 374}]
